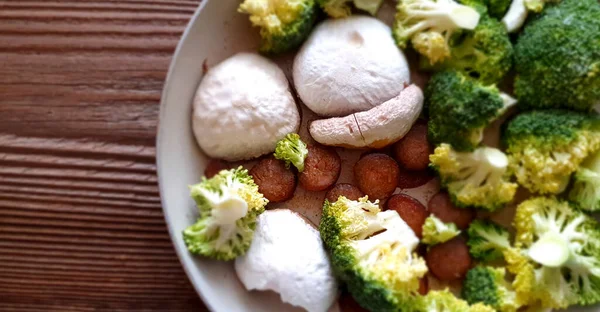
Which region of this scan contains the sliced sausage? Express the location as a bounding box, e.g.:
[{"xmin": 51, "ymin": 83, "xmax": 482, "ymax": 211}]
[
  {"xmin": 427, "ymin": 192, "xmax": 476, "ymax": 230},
  {"xmin": 325, "ymin": 183, "xmax": 365, "ymax": 203},
  {"xmin": 338, "ymin": 292, "xmax": 369, "ymax": 312},
  {"xmin": 354, "ymin": 153, "xmax": 399, "ymax": 200},
  {"xmin": 426, "ymin": 237, "xmax": 472, "ymax": 281},
  {"xmin": 397, "ymin": 167, "xmax": 434, "ymax": 189},
  {"xmin": 250, "ymin": 157, "xmax": 296, "ymax": 203},
  {"xmin": 204, "ymin": 159, "xmax": 229, "ymax": 178},
  {"xmin": 393, "ymin": 121, "xmax": 432, "ymax": 171},
  {"xmin": 386, "ymin": 194, "xmax": 429, "ymax": 238},
  {"xmin": 418, "ymin": 277, "xmax": 429, "ymax": 296},
  {"xmin": 299, "ymin": 145, "xmax": 341, "ymax": 192}
]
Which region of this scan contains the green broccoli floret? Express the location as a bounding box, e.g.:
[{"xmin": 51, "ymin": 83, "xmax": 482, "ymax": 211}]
[
  {"xmin": 422, "ymin": 14, "xmax": 514, "ymax": 84},
  {"xmin": 460, "ymin": 0, "xmax": 512, "ymax": 17},
  {"xmin": 183, "ymin": 167, "xmax": 268, "ymax": 260},
  {"xmin": 416, "ymin": 289, "xmax": 496, "ymax": 312},
  {"xmin": 421, "ymin": 215, "xmax": 460, "ymax": 245},
  {"xmin": 239, "ymin": 0, "xmax": 317, "ymax": 54},
  {"xmin": 273, "ymin": 133, "xmax": 308, "ymax": 172},
  {"xmin": 426, "ymin": 70, "xmax": 517, "ymax": 151},
  {"xmin": 429, "ymin": 144, "xmax": 518, "ymax": 211},
  {"xmin": 318, "ymin": 0, "xmax": 384, "ymax": 18},
  {"xmin": 503, "ymin": 110, "xmax": 600, "ymax": 195},
  {"xmin": 569, "ymin": 150, "xmax": 600, "ymax": 212},
  {"xmin": 320, "ymin": 196, "xmax": 427, "ymax": 312},
  {"xmin": 393, "ymin": 0, "xmax": 481, "ymax": 64},
  {"xmin": 504, "ymin": 197, "xmax": 600, "ymax": 309},
  {"xmin": 462, "ymin": 266, "xmax": 520, "ymax": 312},
  {"xmin": 513, "ymin": 0, "xmax": 600, "ymax": 111},
  {"xmin": 467, "ymin": 219, "xmax": 511, "ymax": 262}
]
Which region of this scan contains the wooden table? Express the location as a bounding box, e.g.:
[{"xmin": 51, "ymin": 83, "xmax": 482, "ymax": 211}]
[{"xmin": 0, "ymin": 1, "xmax": 206, "ymax": 310}]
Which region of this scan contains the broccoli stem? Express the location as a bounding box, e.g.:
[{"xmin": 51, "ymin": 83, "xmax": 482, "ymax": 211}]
[
  {"xmin": 500, "ymin": 92, "xmax": 517, "ymax": 111},
  {"xmin": 502, "ymin": 0, "xmax": 528, "ymax": 33},
  {"xmin": 528, "ymin": 232, "xmax": 570, "ymax": 267}
]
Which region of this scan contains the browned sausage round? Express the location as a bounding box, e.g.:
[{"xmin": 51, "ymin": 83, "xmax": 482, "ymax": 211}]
[
  {"xmin": 204, "ymin": 159, "xmax": 229, "ymax": 178},
  {"xmin": 354, "ymin": 153, "xmax": 399, "ymax": 200},
  {"xmin": 325, "ymin": 183, "xmax": 365, "ymax": 203},
  {"xmin": 428, "ymin": 192, "xmax": 476, "ymax": 230},
  {"xmin": 386, "ymin": 194, "xmax": 429, "ymax": 238},
  {"xmin": 397, "ymin": 167, "xmax": 434, "ymax": 189},
  {"xmin": 338, "ymin": 292, "xmax": 368, "ymax": 312},
  {"xmin": 418, "ymin": 277, "xmax": 429, "ymax": 296},
  {"xmin": 299, "ymin": 145, "xmax": 341, "ymax": 192},
  {"xmin": 426, "ymin": 237, "xmax": 472, "ymax": 281},
  {"xmin": 250, "ymin": 157, "xmax": 296, "ymax": 203},
  {"xmin": 393, "ymin": 122, "xmax": 432, "ymax": 171}
]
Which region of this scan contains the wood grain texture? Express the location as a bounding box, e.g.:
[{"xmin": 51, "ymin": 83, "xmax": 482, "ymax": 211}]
[{"xmin": 0, "ymin": 0, "xmax": 206, "ymax": 310}]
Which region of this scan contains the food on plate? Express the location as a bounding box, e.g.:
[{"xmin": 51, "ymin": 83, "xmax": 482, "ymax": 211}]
[
  {"xmin": 427, "ymin": 191, "xmax": 475, "ymax": 230},
  {"xmin": 354, "ymin": 153, "xmax": 400, "ymax": 199},
  {"xmin": 386, "ymin": 194, "xmax": 429, "ymax": 238},
  {"xmin": 319, "ymin": 196, "xmax": 428, "ymax": 311},
  {"xmin": 426, "ymin": 70, "xmax": 517, "ymax": 152},
  {"xmin": 430, "ymin": 144, "xmax": 517, "ymax": 211},
  {"xmin": 425, "ymin": 237, "xmax": 473, "ymax": 281},
  {"xmin": 204, "ymin": 159, "xmax": 230, "ymax": 178},
  {"xmin": 238, "ymin": 0, "xmax": 318, "ymax": 54},
  {"xmin": 419, "ymin": 14, "xmax": 514, "ymax": 85},
  {"xmin": 416, "ymin": 289, "xmax": 495, "ymax": 311},
  {"xmin": 393, "ymin": 121, "xmax": 432, "ymax": 171},
  {"xmin": 298, "ymin": 145, "xmax": 341, "ymax": 191},
  {"xmin": 250, "ymin": 157, "xmax": 297, "ymax": 202},
  {"xmin": 503, "ymin": 110, "xmax": 600, "ymax": 195},
  {"xmin": 462, "ymin": 0, "xmax": 512, "ymax": 18},
  {"xmin": 235, "ymin": 209, "xmax": 338, "ymax": 312},
  {"xmin": 392, "ymin": 0, "xmax": 481, "ymax": 64},
  {"xmin": 397, "ymin": 167, "xmax": 435, "ymax": 189},
  {"xmin": 421, "ymin": 215, "xmax": 461, "ymax": 245},
  {"xmin": 513, "ymin": 0, "xmax": 600, "ymax": 111},
  {"xmin": 569, "ymin": 149, "xmax": 600, "ymax": 212},
  {"xmin": 504, "ymin": 197, "xmax": 600, "ymax": 309},
  {"xmin": 293, "ymin": 16, "xmax": 410, "ymax": 117},
  {"xmin": 500, "ymin": 0, "xmax": 528, "ymax": 32},
  {"xmin": 462, "ymin": 266, "xmax": 520, "ymax": 312},
  {"xmin": 274, "ymin": 133, "xmax": 308, "ymax": 172},
  {"xmin": 309, "ymin": 85, "xmax": 424, "ymax": 148},
  {"xmin": 325, "ymin": 183, "xmax": 364, "ymax": 203},
  {"xmin": 467, "ymin": 219, "xmax": 511, "ymax": 262},
  {"xmin": 183, "ymin": 167, "xmax": 268, "ymax": 260},
  {"xmin": 418, "ymin": 277, "xmax": 429, "ymax": 295},
  {"xmin": 192, "ymin": 53, "xmax": 300, "ymax": 161},
  {"xmin": 318, "ymin": 0, "xmax": 384, "ymax": 18},
  {"xmin": 338, "ymin": 292, "xmax": 369, "ymax": 312}
]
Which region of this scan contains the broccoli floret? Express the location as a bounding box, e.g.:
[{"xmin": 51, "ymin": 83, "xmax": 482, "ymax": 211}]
[
  {"xmin": 318, "ymin": 0, "xmax": 384, "ymax": 18},
  {"xmin": 183, "ymin": 167, "xmax": 268, "ymax": 260},
  {"xmin": 513, "ymin": 0, "xmax": 600, "ymax": 111},
  {"xmin": 422, "ymin": 14, "xmax": 514, "ymax": 84},
  {"xmin": 416, "ymin": 289, "xmax": 496, "ymax": 312},
  {"xmin": 273, "ymin": 133, "xmax": 308, "ymax": 172},
  {"xmin": 421, "ymin": 215, "xmax": 460, "ymax": 245},
  {"xmin": 460, "ymin": 0, "xmax": 512, "ymax": 18},
  {"xmin": 393, "ymin": 0, "xmax": 481, "ymax": 64},
  {"xmin": 429, "ymin": 144, "xmax": 518, "ymax": 211},
  {"xmin": 239, "ymin": 0, "xmax": 317, "ymax": 54},
  {"xmin": 426, "ymin": 70, "xmax": 517, "ymax": 151},
  {"xmin": 467, "ymin": 220, "xmax": 511, "ymax": 262},
  {"xmin": 505, "ymin": 197, "xmax": 600, "ymax": 309},
  {"xmin": 569, "ymin": 150, "xmax": 600, "ymax": 212},
  {"xmin": 320, "ymin": 196, "xmax": 427, "ymax": 312},
  {"xmin": 462, "ymin": 266, "xmax": 520, "ymax": 312},
  {"xmin": 503, "ymin": 110, "xmax": 600, "ymax": 195}
]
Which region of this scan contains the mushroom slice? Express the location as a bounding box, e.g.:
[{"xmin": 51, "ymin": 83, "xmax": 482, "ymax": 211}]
[{"xmin": 309, "ymin": 84, "xmax": 424, "ymax": 148}]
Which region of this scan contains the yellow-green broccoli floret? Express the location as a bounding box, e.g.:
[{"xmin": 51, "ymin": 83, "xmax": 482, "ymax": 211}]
[
  {"xmin": 318, "ymin": 0, "xmax": 385, "ymax": 18},
  {"xmin": 274, "ymin": 133, "xmax": 308, "ymax": 172},
  {"xmin": 421, "ymin": 215, "xmax": 460, "ymax": 245},
  {"xmin": 429, "ymin": 144, "xmax": 517, "ymax": 211},
  {"xmin": 320, "ymin": 196, "xmax": 427, "ymax": 312},
  {"xmin": 503, "ymin": 110, "xmax": 600, "ymax": 195},
  {"xmin": 569, "ymin": 150, "xmax": 600, "ymax": 212},
  {"xmin": 505, "ymin": 197, "xmax": 600, "ymax": 309},
  {"xmin": 467, "ymin": 219, "xmax": 511, "ymax": 262},
  {"xmin": 416, "ymin": 289, "xmax": 496, "ymax": 312},
  {"xmin": 183, "ymin": 167, "xmax": 268, "ymax": 260},
  {"xmin": 462, "ymin": 266, "xmax": 520, "ymax": 312},
  {"xmin": 393, "ymin": 0, "xmax": 481, "ymax": 64},
  {"xmin": 239, "ymin": 0, "xmax": 317, "ymax": 54},
  {"xmin": 426, "ymin": 70, "xmax": 517, "ymax": 151}
]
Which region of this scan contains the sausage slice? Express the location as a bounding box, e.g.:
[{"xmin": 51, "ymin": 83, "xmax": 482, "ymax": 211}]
[{"xmin": 250, "ymin": 157, "xmax": 296, "ymax": 203}]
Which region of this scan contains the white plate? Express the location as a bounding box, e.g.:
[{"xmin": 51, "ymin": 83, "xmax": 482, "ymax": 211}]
[{"xmin": 156, "ymin": 1, "xmax": 598, "ymax": 311}]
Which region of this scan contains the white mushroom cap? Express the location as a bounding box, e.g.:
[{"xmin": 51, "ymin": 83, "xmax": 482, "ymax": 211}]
[
  {"xmin": 293, "ymin": 16, "xmax": 410, "ymax": 117},
  {"xmin": 235, "ymin": 209, "xmax": 338, "ymax": 312},
  {"xmin": 193, "ymin": 53, "xmax": 300, "ymax": 161}
]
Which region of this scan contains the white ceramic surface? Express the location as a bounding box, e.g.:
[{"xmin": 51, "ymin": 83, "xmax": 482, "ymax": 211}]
[{"xmin": 157, "ymin": 1, "xmax": 598, "ymax": 311}]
